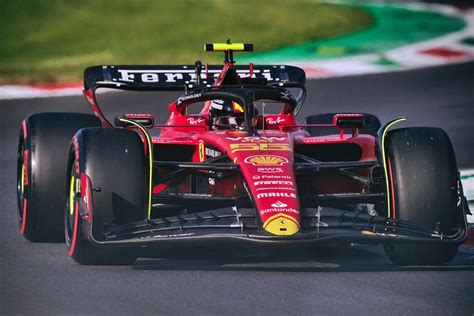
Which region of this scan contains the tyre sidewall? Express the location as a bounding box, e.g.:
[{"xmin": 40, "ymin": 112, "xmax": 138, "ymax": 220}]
[
  {"xmin": 384, "ymin": 127, "xmax": 464, "ymax": 265},
  {"xmin": 18, "ymin": 112, "xmax": 101, "ymax": 242},
  {"xmin": 66, "ymin": 127, "xmax": 145, "ymax": 265},
  {"xmin": 386, "ymin": 127, "xmax": 460, "ymax": 233}
]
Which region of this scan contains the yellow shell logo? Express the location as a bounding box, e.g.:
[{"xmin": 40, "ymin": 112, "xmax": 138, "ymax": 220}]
[{"xmin": 244, "ymin": 155, "xmax": 289, "ymax": 166}]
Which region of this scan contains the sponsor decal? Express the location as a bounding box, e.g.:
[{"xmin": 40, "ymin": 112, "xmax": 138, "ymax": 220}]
[
  {"xmin": 117, "ymin": 70, "xmax": 215, "ymax": 83},
  {"xmin": 118, "ymin": 70, "xmax": 161, "ymax": 83},
  {"xmin": 257, "ymin": 192, "xmax": 297, "ymax": 199},
  {"xmin": 271, "ymin": 200, "xmax": 287, "ymax": 208},
  {"xmin": 123, "ymin": 113, "xmax": 153, "ymax": 118},
  {"xmin": 177, "ymin": 93, "xmax": 201, "ymax": 105},
  {"xmin": 260, "ymin": 208, "xmax": 299, "ymax": 216},
  {"xmin": 115, "ymin": 68, "xmax": 275, "ymax": 84},
  {"xmin": 152, "ymin": 137, "xmax": 194, "ymax": 144},
  {"xmin": 255, "ymin": 187, "xmax": 295, "ymax": 191},
  {"xmin": 230, "ymin": 143, "xmax": 290, "ymax": 152},
  {"xmin": 214, "ymin": 130, "xmax": 246, "ymax": 135},
  {"xmin": 205, "ymin": 147, "xmax": 221, "ymax": 158},
  {"xmin": 226, "ymin": 136, "xmax": 285, "ymax": 142},
  {"xmin": 260, "ymin": 174, "xmax": 292, "ymax": 179},
  {"xmin": 296, "ymin": 138, "xmax": 337, "ymax": 144},
  {"xmin": 187, "ymin": 117, "xmax": 205, "ymax": 125},
  {"xmin": 256, "ymin": 167, "xmax": 284, "ymax": 173},
  {"xmin": 266, "ymin": 117, "xmax": 286, "ymax": 125},
  {"xmin": 254, "ymin": 180, "xmax": 293, "ymax": 186},
  {"xmin": 244, "ymin": 155, "xmax": 289, "ymax": 166},
  {"xmin": 253, "ymin": 174, "xmax": 292, "ymax": 180},
  {"xmin": 280, "ymin": 91, "xmax": 292, "ymax": 100},
  {"xmin": 210, "ymin": 99, "xmax": 224, "ymax": 110}
]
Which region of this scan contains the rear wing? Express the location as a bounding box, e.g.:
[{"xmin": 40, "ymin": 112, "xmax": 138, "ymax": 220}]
[{"xmin": 83, "ymin": 64, "xmax": 305, "ymax": 91}]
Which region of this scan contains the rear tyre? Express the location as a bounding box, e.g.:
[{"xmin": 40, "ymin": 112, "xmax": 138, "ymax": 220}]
[
  {"xmin": 383, "ymin": 127, "xmax": 464, "ymax": 265},
  {"xmin": 17, "ymin": 112, "xmax": 101, "ymax": 242},
  {"xmin": 66, "ymin": 128, "xmax": 146, "ymax": 265},
  {"xmin": 305, "ymin": 113, "xmax": 381, "ymax": 137}
]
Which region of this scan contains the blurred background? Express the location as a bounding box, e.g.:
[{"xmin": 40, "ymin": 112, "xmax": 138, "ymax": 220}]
[
  {"xmin": 2, "ymin": 0, "xmax": 472, "ymax": 85},
  {"xmin": 0, "ymin": 0, "xmax": 373, "ymax": 83}
]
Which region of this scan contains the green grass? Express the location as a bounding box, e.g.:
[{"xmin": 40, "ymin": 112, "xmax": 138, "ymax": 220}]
[{"xmin": 0, "ymin": 0, "xmax": 372, "ymax": 84}]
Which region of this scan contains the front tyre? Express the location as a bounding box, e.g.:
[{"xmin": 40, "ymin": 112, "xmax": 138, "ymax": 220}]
[
  {"xmin": 66, "ymin": 128, "xmax": 146, "ymax": 265},
  {"xmin": 383, "ymin": 127, "xmax": 465, "ymax": 265}
]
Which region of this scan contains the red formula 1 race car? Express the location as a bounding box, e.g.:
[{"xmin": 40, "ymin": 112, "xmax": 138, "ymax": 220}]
[{"xmin": 17, "ymin": 43, "xmax": 470, "ymax": 265}]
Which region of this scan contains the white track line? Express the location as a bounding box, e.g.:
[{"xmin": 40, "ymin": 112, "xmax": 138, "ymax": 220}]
[{"xmin": 0, "ymin": 85, "xmax": 83, "ymax": 100}]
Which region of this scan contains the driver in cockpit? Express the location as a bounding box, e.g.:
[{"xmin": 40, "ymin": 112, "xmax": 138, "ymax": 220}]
[{"xmin": 209, "ymin": 99, "xmax": 257, "ymax": 130}]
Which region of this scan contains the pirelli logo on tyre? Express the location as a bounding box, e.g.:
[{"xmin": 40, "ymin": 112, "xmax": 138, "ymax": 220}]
[{"xmin": 244, "ymin": 155, "xmax": 289, "ymax": 166}]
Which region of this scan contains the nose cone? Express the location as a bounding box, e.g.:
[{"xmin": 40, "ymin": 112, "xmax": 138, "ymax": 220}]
[
  {"xmin": 263, "ymin": 213, "xmax": 299, "ymax": 236},
  {"xmin": 212, "ymin": 130, "xmax": 301, "ymax": 236}
]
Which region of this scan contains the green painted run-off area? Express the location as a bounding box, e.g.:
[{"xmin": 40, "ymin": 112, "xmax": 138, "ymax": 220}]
[{"xmin": 241, "ymin": 4, "xmax": 465, "ymax": 63}]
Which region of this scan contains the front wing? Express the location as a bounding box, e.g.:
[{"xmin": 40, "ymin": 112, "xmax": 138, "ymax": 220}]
[{"xmin": 85, "ymin": 204, "xmax": 469, "ymax": 249}]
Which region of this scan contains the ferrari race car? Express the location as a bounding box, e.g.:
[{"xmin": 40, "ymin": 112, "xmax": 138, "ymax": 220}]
[{"xmin": 17, "ymin": 42, "xmax": 470, "ymax": 265}]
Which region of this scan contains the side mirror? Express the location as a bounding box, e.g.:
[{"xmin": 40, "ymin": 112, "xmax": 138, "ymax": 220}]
[
  {"xmin": 115, "ymin": 114, "xmax": 155, "ymax": 128},
  {"xmin": 333, "ymin": 114, "xmax": 367, "ymax": 129}
]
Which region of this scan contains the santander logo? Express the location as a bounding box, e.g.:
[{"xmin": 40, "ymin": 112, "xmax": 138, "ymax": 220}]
[{"xmin": 271, "ymin": 201, "xmax": 287, "ymax": 208}]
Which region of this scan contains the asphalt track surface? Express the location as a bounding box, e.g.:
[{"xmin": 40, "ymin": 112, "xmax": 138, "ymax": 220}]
[{"xmin": 1, "ymin": 62, "xmax": 473, "ymax": 315}]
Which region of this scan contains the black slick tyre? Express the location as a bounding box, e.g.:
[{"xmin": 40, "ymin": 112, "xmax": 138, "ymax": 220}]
[
  {"xmin": 65, "ymin": 127, "xmax": 146, "ymax": 265},
  {"xmin": 17, "ymin": 112, "xmax": 101, "ymax": 242},
  {"xmin": 305, "ymin": 113, "xmax": 381, "ymax": 137},
  {"xmin": 383, "ymin": 127, "xmax": 464, "ymax": 265}
]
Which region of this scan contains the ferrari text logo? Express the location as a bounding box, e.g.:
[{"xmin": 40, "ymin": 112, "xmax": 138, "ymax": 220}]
[{"xmin": 115, "ymin": 68, "xmax": 276, "ymax": 83}]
